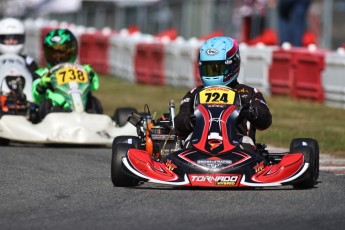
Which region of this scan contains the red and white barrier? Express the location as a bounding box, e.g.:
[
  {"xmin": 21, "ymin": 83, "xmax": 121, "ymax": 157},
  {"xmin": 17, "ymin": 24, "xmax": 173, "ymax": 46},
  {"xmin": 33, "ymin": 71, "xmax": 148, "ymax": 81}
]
[
  {"xmin": 79, "ymin": 28, "xmax": 115, "ymax": 75},
  {"xmin": 23, "ymin": 18, "xmax": 345, "ymax": 109},
  {"xmin": 108, "ymin": 31, "xmax": 148, "ymax": 83}
]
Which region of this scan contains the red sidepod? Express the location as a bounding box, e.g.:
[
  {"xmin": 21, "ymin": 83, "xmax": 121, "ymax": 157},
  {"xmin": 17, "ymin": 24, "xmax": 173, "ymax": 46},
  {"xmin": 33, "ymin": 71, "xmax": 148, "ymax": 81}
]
[
  {"xmin": 127, "ymin": 149, "xmax": 179, "ymax": 181},
  {"xmin": 251, "ymin": 153, "xmax": 305, "ymax": 183}
]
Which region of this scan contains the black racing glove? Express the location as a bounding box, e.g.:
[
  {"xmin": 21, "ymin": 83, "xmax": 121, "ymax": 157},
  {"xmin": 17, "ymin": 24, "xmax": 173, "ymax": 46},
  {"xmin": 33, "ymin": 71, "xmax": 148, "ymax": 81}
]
[{"xmin": 240, "ymin": 102, "xmax": 258, "ymax": 121}]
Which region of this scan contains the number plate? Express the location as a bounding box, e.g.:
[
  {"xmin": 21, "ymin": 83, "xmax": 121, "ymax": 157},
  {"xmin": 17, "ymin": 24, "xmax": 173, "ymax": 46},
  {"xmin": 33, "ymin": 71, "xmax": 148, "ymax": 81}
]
[
  {"xmin": 199, "ymin": 87, "xmax": 236, "ymax": 105},
  {"xmin": 55, "ymin": 66, "xmax": 88, "ymax": 85}
]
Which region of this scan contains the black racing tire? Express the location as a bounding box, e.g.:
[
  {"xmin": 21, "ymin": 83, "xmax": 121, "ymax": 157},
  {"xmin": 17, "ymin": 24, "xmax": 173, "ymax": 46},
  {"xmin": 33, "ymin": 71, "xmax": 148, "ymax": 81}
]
[
  {"xmin": 290, "ymin": 144, "xmax": 319, "ymax": 189},
  {"xmin": 112, "ymin": 135, "xmax": 140, "ymax": 149},
  {"xmin": 39, "ymin": 99, "xmax": 53, "ymax": 120},
  {"xmin": 290, "ymin": 138, "xmax": 320, "ymax": 184},
  {"xmin": 86, "ymin": 94, "xmax": 103, "ymax": 114},
  {"xmin": 28, "ymin": 103, "xmax": 40, "ymax": 124},
  {"xmin": 111, "ymin": 137, "xmax": 140, "ymax": 187},
  {"xmin": 0, "ymin": 138, "xmax": 10, "ymax": 146},
  {"xmin": 112, "ymin": 107, "xmax": 138, "ymax": 127}
]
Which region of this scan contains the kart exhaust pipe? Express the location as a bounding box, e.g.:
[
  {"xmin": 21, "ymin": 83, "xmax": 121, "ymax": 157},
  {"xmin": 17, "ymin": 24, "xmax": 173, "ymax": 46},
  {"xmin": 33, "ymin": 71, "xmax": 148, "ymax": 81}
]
[{"xmin": 169, "ymin": 100, "xmax": 175, "ymax": 129}]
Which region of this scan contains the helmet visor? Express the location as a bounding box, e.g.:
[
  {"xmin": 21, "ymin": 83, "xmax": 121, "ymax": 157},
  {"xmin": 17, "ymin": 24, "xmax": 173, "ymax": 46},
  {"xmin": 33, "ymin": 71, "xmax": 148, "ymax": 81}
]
[
  {"xmin": 44, "ymin": 45, "xmax": 77, "ymax": 66},
  {"xmin": 0, "ymin": 34, "xmax": 25, "ymax": 45},
  {"xmin": 199, "ymin": 59, "xmax": 240, "ymax": 77}
]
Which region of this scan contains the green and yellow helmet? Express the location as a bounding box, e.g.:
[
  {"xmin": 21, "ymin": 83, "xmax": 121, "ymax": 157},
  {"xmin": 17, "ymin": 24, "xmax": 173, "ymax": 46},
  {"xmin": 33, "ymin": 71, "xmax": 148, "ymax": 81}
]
[{"xmin": 43, "ymin": 29, "xmax": 78, "ymax": 67}]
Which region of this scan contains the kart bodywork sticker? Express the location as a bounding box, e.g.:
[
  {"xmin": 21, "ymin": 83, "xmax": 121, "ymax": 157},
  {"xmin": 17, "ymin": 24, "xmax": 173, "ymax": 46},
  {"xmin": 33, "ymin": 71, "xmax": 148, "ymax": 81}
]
[{"xmin": 188, "ymin": 174, "xmax": 241, "ymax": 187}]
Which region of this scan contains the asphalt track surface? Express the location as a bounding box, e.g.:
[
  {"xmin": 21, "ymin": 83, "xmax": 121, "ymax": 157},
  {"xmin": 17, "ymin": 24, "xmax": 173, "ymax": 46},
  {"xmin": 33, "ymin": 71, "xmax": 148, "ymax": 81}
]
[{"xmin": 1, "ymin": 145, "xmax": 345, "ymax": 230}]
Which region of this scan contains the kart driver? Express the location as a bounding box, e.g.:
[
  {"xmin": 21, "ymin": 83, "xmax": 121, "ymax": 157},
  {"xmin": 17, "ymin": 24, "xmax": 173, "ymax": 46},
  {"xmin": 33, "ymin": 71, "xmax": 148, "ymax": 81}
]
[
  {"xmin": 32, "ymin": 28, "xmax": 103, "ymax": 120},
  {"xmin": 0, "ymin": 17, "xmax": 38, "ymax": 77},
  {"xmin": 174, "ymin": 36, "xmax": 272, "ymax": 148}
]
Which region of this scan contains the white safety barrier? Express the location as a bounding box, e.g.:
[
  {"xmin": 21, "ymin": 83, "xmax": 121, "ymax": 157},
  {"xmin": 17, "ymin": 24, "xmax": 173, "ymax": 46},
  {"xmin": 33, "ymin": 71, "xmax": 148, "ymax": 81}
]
[
  {"xmin": 108, "ymin": 31, "xmax": 150, "ymax": 83},
  {"xmin": 239, "ymin": 43, "xmax": 278, "ymax": 96},
  {"xmin": 322, "ymin": 48, "xmax": 345, "ymax": 109},
  {"xmin": 164, "ymin": 37, "xmax": 202, "ymax": 88},
  {"xmin": 23, "ymin": 18, "xmax": 51, "ymax": 63},
  {"xmin": 164, "ymin": 37, "xmax": 184, "ymax": 87},
  {"xmin": 177, "ymin": 38, "xmax": 203, "ymax": 88}
]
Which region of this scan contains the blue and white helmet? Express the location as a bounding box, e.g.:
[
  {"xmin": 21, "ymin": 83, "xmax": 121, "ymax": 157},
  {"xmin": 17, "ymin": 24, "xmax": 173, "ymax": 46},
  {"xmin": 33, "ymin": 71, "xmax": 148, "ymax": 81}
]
[{"xmin": 198, "ymin": 36, "xmax": 241, "ymax": 86}]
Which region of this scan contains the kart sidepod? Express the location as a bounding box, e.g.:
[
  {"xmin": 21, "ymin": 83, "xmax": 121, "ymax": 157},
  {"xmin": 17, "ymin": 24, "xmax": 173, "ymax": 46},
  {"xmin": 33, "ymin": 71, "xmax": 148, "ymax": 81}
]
[{"xmin": 0, "ymin": 112, "xmax": 137, "ymax": 146}]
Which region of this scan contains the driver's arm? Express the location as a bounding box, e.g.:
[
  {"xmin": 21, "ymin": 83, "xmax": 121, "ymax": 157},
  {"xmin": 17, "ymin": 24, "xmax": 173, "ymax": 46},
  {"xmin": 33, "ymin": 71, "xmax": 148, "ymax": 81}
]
[
  {"xmin": 248, "ymin": 90, "xmax": 272, "ymax": 131},
  {"xmin": 32, "ymin": 67, "xmax": 50, "ymax": 105},
  {"xmin": 21, "ymin": 55, "xmax": 39, "ymax": 80},
  {"xmin": 174, "ymin": 86, "xmax": 201, "ymax": 138},
  {"xmin": 84, "ymin": 64, "xmax": 99, "ymax": 91}
]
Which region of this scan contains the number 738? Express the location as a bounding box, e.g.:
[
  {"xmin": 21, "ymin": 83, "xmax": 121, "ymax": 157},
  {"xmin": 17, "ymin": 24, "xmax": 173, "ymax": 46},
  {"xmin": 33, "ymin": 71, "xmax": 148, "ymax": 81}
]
[{"xmin": 56, "ymin": 67, "xmax": 88, "ymax": 85}]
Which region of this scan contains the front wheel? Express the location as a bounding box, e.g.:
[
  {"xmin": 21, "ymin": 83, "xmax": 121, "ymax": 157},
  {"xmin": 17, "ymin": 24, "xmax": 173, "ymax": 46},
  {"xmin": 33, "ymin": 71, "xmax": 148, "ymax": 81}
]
[
  {"xmin": 112, "ymin": 135, "xmax": 139, "ymax": 148},
  {"xmin": 112, "ymin": 107, "xmax": 138, "ymax": 127},
  {"xmin": 290, "ymin": 138, "xmax": 319, "ymax": 189},
  {"xmin": 111, "ymin": 141, "xmax": 140, "ymax": 187}
]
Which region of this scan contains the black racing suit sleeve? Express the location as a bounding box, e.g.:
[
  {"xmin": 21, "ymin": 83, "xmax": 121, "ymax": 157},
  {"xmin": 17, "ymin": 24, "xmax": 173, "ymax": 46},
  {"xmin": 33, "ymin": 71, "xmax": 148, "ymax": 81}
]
[
  {"xmin": 248, "ymin": 89, "xmax": 272, "ymax": 131},
  {"xmin": 174, "ymin": 86, "xmax": 202, "ymax": 138},
  {"xmin": 21, "ymin": 54, "xmax": 39, "ymax": 80},
  {"xmin": 235, "ymin": 84, "xmax": 272, "ymax": 143}
]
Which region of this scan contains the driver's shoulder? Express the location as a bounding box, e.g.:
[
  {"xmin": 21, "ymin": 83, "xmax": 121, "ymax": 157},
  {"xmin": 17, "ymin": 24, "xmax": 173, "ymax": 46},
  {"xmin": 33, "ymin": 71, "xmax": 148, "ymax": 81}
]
[
  {"xmin": 233, "ymin": 84, "xmax": 255, "ymax": 94},
  {"xmin": 80, "ymin": 64, "xmax": 98, "ymax": 77},
  {"xmin": 81, "ymin": 64, "xmax": 94, "ymax": 72}
]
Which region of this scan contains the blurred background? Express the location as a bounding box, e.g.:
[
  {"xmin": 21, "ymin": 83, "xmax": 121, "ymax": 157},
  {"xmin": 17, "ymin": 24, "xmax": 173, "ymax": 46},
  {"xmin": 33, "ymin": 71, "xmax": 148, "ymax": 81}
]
[{"xmin": 0, "ymin": 0, "xmax": 344, "ymax": 50}]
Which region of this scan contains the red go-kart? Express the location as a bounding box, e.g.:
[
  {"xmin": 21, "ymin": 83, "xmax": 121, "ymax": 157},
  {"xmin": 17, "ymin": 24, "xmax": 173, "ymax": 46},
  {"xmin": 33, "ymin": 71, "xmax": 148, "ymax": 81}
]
[{"xmin": 111, "ymin": 85, "xmax": 319, "ymax": 189}]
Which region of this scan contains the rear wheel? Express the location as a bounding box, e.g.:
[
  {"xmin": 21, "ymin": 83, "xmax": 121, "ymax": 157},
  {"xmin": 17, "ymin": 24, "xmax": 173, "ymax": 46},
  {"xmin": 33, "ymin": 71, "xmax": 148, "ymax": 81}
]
[
  {"xmin": 87, "ymin": 95, "xmax": 103, "ymax": 114},
  {"xmin": 113, "ymin": 107, "xmax": 138, "ymax": 127},
  {"xmin": 111, "ymin": 136, "xmax": 140, "ymax": 187},
  {"xmin": 290, "ymin": 138, "xmax": 319, "ymax": 189}
]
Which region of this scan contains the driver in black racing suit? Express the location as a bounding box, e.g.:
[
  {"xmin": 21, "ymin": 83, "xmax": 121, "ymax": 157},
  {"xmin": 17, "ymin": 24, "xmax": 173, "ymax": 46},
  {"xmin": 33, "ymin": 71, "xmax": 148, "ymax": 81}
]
[{"xmin": 174, "ymin": 36, "xmax": 272, "ymax": 148}]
